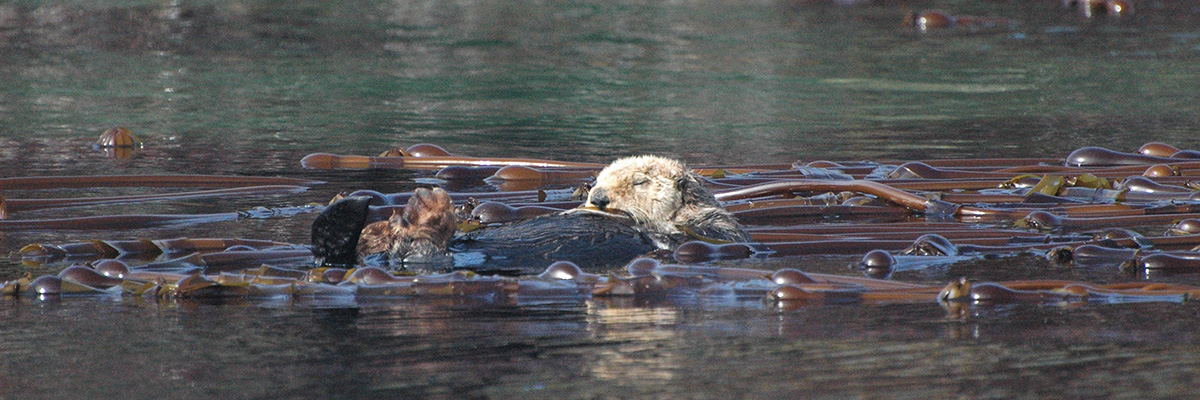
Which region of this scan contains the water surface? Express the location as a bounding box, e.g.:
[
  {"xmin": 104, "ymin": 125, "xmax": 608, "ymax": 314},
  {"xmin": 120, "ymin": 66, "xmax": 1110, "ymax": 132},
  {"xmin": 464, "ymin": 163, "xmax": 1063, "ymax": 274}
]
[{"xmin": 3, "ymin": 0, "xmax": 1200, "ymax": 398}]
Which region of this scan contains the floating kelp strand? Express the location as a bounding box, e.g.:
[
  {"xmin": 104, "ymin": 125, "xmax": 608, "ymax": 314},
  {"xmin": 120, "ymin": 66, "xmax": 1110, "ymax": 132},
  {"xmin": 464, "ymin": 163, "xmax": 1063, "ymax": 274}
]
[
  {"xmin": 13, "ymin": 261, "xmax": 1200, "ymax": 306},
  {"xmin": 293, "ymin": 283, "xmax": 357, "ymax": 297},
  {"xmin": 1066, "ymin": 147, "xmax": 1184, "ymax": 167},
  {"xmin": 1118, "ymin": 176, "xmax": 1194, "ymax": 194},
  {"xmin": 58, "ymin": 265, "xmax": 124, "ymax": 289},
  {"xmin": 516, "ymin": 279, "xmax": 593, "ymax": 300},
  {"xmin": 199, "ymin": 249, "xmax": 315, "ymax": 271},
  {"xmin": 22, "ymin": 275, "xmax": 119, "ymax": 296},
  {"xmin": 486, "ymin": 165, "xmax": 598, "ymax": 182},
  {"xmin": 1018, "ymin": 211, "xmax": 1200, "ymax": 232},
  {"xmin": 855, "ymin": 249, "xmax": 974, "ymax": 279},
  {"xmin": 1135, "ymin": 253, "xmax": 1200, "ymax": 274},
  {"xmin": 0, "ymin": 185, "xmax": 310, "ymax": 216},
  {"xmin": 672, "ymin": 241, "xmax": 763, "ymax": 263},
  {"xmin": 731, "ymin": 204, "xmax": 914, "ymax": 224},
  {"xmin": 883, "ymin": 178, "xmax": 1020, "ymax": 192},
  {"xmin": 436, "ymin": 165, "xmax": 502, "ymax": 180},
  {"xmin": 18, "ymin": 237, "xmax": 299, "ymax": 265},
  {"xmin": 0, "ymin": 175, "xmax": 319, "ymax": 190},
  {"xmin": 712, "ymin": 179, "xmax": 967, "ymax": 217},
  {"xmin": 0, "ymin": 213, "xmax": 238, "ymax": 231},
  {"xmin": 341, "ymin": 266, "xmax": 413, "ymax": 285},
  {"xmin": 301, "ymin": 153, "xmax": 602, "ymax": 170},
  {"xmin": 246, "ymin": 283, "xmax": 298, "ymax": 298},
  {"xmin": 470, "ymin": 202, "xmax": 561, "ymax": 224},
  {"xmin": 916, "ymin": 158, "xmax": 1063, "ymax": 169},
  {"xmin": 16, "ymin": 241, "xmax": 116, "ymax": 260}
]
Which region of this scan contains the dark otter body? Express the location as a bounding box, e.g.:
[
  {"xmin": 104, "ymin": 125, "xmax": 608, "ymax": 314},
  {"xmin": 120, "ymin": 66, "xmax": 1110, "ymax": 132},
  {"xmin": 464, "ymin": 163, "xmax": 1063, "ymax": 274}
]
[
  {"xmin": 448, "ymin": 211, "xmax": 661, "ymax": 273},
  {"xmin": 311, "ymin": 197, "xmax": 661, "ymax": 274}
]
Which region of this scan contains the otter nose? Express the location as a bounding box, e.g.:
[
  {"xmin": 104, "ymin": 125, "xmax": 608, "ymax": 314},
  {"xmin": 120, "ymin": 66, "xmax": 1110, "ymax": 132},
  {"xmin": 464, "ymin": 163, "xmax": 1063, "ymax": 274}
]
[{"xmin": 589, "ymin": 188, "xmax": 610, "ymax": 210}]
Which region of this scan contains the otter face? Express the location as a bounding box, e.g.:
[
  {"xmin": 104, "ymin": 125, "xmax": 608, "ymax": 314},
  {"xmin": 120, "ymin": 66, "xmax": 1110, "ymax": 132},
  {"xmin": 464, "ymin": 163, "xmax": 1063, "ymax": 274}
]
[{"xmin": 585, "ymin": 155, "xmax": 692, "ymax": 228}]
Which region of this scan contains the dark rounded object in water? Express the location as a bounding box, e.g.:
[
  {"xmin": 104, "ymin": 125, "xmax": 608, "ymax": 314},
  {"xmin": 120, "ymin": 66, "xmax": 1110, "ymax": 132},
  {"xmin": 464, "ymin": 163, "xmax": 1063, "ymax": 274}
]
[
  {"xmin": 345, "ymin": 266, "xmax": 404, "ymax": 285},
  {"xmin": 29, "ymin": 275, "xmax": 62, "ymax": 295},
  {"xmin": 405, "ymin": 144, "xmax": 452, "ymax": 157},
  {"xmin": 322, "ymin": 268, "xmax": 348, "ymax": 284},
  {"xmin": 1120, "ymin": 176, "xmax": 1190, "ymax": 194},
  {"xmin": 887, "ymin": 162, "xmax": 938, "ymax": 179},
  {"xmin": 804, "ymin": 160, "xmax": 845, "ymax": 168},
  {"xmin": 1020, "ymin": 211, "xmax": 1062, "ymax": 231},
  {"xmin": 626, "ymin": 258, "xmax": 660, "ymax": 278},
  {"xmin": 1140, "ymin": 253, "xmax": 1200, "ymax": 272},
  {"xmin": 1101, "ymin": 228, "xmax": 1146, "ymax": 242},
  {"xmin": 92, "ymin": 259, "xmax": 131, "ymax": 279},
  {"xmin": 858, "ymin": 250, "xmax": 896, "ymax": 279},
  {"xmin": 1170, "ymin": 219, "xmax": 1200, "ymax": 235},
  {"xmin": 859, "ymin": 249, "xmax": 896, "ymax": 269},
  {"xmin": 672, "ymin": 241, "xmax": 753, "ymax": 263},
  {"xmin": 1142, "ymin": 164, "xmax": 1179, "ymax": 178},
  {"xmin": 1171, "ymin": 150, "xmax": 1200, "ymax": 159},
  {"xmin": 966, "ymin": 282, "xmax": 1026, "ymax": 302},
  {"xmin": 95, "ymin": 127, "xmax": 140, "ymax": 148},
  {"xmin": 1045, "ymin": 246, "xmax": 1074, "ymax": 267},
  {"xmin": 345, "ymin": 190, "xmax": 389, "ymax": 206},
  {"xmin": 770, "ymin": 268, "xmax": 815, "ymax": 285},
  {"xmin": 904, "ymin": 234, "xmax": 958, "ymax": 256},
  {"xmin": 312, "ymin": 196, "xmax": 374, "ymax": 267},
  {"xmin": 1066, "ymin": 244, "xmax": 1134, "ymax": 266},
  {"xmin": 492, "ymin": 165, "xmax": 543, "ymax": 181},
  {"xmin": 1138, "ymin": 142, "xmax": 1180, "ymax": 158},
  {"xmin": 539, "ymin": 261, "xmax": 585, "ymax": 280},
  {"xmin": 454, "ymin": 212, "xmax": 662, "ymax": 273},
  {"xmin": 471, "ymin": 202, "xmax": 520, "ymax": 224},
  {"xmin": 58, "ymin": 265, "xmax": 123, "ymax": 289},
  {"xmin": 1065, "ymin": 147, "xmax": 1167, "ymax": 167},
  {"xmin": 470, "ymin": 202, "xmax": 559, "ymax": 224},
  {"xmin": 1096, "ymin": 0, "xmax": 1132, "ymax": 16},
  {"xmin": 437, "ymin": 165, "xmax": 501, "ymax": 180},
  {"xmin": 768, "ymin": 284, "xmax": 818, "ymax": 301},
  {"xmin": 967, "ymin": 282, "xmax": 1070, "ymax": 303}
]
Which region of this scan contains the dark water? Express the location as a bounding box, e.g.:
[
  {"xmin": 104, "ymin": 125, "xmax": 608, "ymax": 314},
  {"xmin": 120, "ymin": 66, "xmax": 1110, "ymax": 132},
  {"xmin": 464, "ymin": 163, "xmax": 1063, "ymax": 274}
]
[{"xmin": 3, "ymin": 0, "xmax": 1200, "ymax": 398}]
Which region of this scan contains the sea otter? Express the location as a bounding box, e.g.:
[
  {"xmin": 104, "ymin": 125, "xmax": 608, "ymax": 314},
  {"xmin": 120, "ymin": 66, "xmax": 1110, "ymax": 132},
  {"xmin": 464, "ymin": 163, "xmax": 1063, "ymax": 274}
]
[{"xmin": 311, "ymin": 155, "xmax": 749, "ymax": 273}]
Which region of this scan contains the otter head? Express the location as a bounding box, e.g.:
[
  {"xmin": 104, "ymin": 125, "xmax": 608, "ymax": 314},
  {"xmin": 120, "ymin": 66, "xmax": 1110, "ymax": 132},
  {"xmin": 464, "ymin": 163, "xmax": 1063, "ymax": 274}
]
[
  {"xmin": 585, "ymin": 155, "xmax": 715, "ymax": 234},
  {"xmin": 358, "ymin": 187, "xmax": 457, "ymax": 263}
]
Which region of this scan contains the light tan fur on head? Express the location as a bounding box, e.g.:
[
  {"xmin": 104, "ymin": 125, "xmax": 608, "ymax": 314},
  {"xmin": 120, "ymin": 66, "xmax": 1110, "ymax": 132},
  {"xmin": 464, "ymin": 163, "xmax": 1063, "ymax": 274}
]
[
  {"xmin": 586, "ymin": 155, "xmax": 689, "ymax": 233},
  {"xmin": 585, "ymin": 155, "xmax": 747, "ymax": 243}
]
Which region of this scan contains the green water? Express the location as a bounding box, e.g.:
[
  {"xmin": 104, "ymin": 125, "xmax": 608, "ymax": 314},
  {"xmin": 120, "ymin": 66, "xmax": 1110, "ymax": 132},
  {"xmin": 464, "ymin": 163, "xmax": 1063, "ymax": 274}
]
[{"xmin": 3, "ymin": 0, "xmax": 1200, "ymax": 398}]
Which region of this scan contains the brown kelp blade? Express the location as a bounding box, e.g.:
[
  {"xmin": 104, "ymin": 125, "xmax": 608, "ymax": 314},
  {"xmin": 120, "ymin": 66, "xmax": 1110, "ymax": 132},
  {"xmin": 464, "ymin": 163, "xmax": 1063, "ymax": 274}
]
[
  {"xmin": 0, "ymin": 185, "xmax": 310, "ymax": 214},
  {"xmin": 0, "ymin": 174, "xmax": 320, "ymax": 190}
]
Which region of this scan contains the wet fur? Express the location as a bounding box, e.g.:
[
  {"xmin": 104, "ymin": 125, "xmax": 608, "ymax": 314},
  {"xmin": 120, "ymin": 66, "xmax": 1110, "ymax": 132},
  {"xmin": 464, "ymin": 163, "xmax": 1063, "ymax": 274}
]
[
  {"xmin": 356, "ymin": 187, "xmax": 457, "ymax": 262},
  {"xmin": 321, "ymin": 156, "xmax": 748, "ymax": 267},
  {"xmin": 585, "ymin": 155, "xmax": 749, "ymax": 244}
]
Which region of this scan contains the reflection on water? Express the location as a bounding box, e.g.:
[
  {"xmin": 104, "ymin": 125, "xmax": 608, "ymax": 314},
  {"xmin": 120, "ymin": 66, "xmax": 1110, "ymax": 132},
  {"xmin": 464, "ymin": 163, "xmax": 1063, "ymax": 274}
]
[
  {"xmin": 3, "ymin": 0, "xmax": 1200, "ymax": 398},
  {"xmin": 5, "ymin": 295, "xmax": 1199, "ymax": 398}
]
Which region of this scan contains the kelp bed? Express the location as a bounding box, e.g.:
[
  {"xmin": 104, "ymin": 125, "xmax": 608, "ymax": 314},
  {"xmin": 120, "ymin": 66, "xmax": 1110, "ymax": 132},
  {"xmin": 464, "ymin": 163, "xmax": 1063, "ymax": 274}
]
[{"xmin": 8, "ymin": 141, "xmax": 1200, "ymax": 312}]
